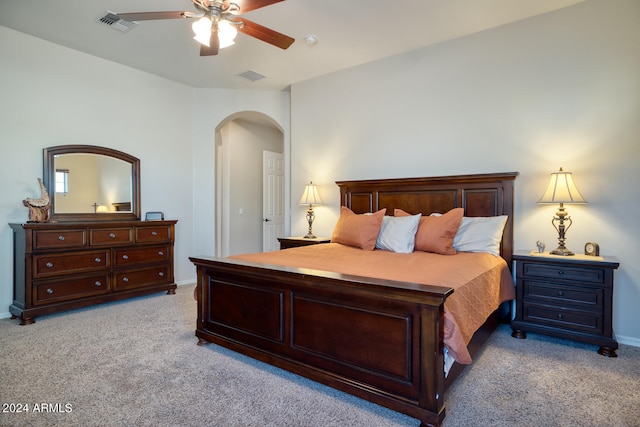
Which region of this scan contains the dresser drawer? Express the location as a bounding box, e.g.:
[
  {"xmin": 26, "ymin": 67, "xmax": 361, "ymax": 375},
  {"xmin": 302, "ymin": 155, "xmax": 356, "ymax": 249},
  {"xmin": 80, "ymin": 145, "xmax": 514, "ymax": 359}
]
[
  {"xmin": 33, "ymin": 250, "xmax": 110, "ymax": 278},
  {"xmin": 521, "ymin": 262, "xmax": 605, "ymax": 284},
  {"xmin": 522, "ymin": 303, "xmax": 603, "ymax": 335},
  {"xmin": 33, "ymin": 229, "xmax": 87, "ymax": 250},
  {"xmin": 34, "ymin": 275, "xmax": 110, "ymax": 305},
  {"xmin": 135, "ymin": 226, "xmax": 172, "ymax": 243},
  {"xmin": 114, "ymin": 265, "xmax": 171, "ymax": 291},
  {"xmin": 90, "ymin": 228, "xmax": 134, "ymax": 246},
  {"xmin": 114, "ymin": 245, "xmax": 170, "ymax": 267},
  {"xmin": 522, "ymin": 280, "xmax": 603, "ymax": 310}
]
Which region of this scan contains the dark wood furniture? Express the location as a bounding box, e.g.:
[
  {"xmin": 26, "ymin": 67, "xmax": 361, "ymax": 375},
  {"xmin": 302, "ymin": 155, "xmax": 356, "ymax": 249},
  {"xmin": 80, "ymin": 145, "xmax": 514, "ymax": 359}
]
[
  {"xmin": 43, "ymin": 145, "xmax": 141, "ymax": 222},
  {"xmin": 190, "ymin": 172, "xmax": 517, "ymax": 427},
  {"xmin": 10, "ymin": 220, "xmax": 177, "ymax": 325},
  {"xmin": 277, "ymin": 236, "xmax": 331, "ymax": 249},
  {"xmin": 511, "ymin": 251, "xmax": 620, "ymax": 356}
]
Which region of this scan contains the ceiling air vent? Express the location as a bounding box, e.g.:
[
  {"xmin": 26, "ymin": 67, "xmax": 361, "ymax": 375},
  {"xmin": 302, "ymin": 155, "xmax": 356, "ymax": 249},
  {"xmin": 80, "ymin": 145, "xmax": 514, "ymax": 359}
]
[
  {"xmin": 237, "ymin": 70, "xmax": 266, "ymax": 82},
  {"xmin": 98, "ymin": 11, "xmax": 138, "ymax": 33}
]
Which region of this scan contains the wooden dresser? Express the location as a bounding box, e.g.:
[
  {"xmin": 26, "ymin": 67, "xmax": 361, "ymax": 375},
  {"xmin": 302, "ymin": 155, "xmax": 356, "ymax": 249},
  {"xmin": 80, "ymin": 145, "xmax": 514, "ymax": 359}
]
[{"xmin": 9, "ymin": 220, "xmax": 177, "ymax": 325}]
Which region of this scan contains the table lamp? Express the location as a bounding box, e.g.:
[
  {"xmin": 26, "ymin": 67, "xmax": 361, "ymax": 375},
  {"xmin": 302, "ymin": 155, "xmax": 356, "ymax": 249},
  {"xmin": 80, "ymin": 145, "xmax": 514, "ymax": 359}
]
[
  {"xmin": 299, "ymin": 182, "xmax": 322, "ymax": 238},
  {"xmin": 537, "ymin": 167, "xmax": 586, "ymax": 256}
]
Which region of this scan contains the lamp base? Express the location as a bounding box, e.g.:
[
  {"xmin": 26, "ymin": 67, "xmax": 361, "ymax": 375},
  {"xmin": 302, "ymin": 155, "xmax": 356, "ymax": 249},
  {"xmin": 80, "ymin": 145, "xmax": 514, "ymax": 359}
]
[
  {"xmin": 550, "ymin": 246, "xmax": 574, "ymax": 256},
  {"xmin": 304, "ymin": 206, "xmax": 316, "ymax": 239}
]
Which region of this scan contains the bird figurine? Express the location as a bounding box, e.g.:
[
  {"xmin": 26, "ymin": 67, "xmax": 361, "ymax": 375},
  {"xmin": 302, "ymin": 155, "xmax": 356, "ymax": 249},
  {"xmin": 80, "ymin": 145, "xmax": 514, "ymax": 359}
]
[{"xmin": 23, "ymin": 178, "xmax": 51, "ymax": 222}]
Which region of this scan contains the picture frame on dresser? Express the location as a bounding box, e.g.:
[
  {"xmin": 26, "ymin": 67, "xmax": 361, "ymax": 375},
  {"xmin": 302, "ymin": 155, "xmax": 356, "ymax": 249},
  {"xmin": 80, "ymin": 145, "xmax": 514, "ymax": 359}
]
[{"xmin": 145, "ymin": 211, "xmax": 165, "ymax": 221}]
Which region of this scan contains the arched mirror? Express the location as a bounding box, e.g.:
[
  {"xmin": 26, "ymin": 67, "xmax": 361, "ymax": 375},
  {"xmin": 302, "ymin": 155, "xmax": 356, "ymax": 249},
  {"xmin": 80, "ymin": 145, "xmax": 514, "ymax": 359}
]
[{"xmin": 43, "ymin": 145, "xmax": 140, "ymax": 222}]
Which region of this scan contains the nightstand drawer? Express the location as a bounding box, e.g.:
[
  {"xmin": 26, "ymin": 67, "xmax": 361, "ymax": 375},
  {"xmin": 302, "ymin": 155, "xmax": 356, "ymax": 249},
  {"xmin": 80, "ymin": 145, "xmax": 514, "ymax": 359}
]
[
  {"xmin": 523, "ymin": 280, "xmax": 603, "ymax": 310},
  {"xmin": 522, "ymin": 263, "xmax": 605, "ymax": 284},
  {"xmin": 522, "ymin": 303, "xmax": 602, "ymax": 335}
]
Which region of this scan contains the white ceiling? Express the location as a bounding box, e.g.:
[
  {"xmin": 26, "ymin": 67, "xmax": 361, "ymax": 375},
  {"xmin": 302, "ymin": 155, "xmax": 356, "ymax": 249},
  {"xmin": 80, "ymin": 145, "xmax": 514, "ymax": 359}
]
[{"xmin": 0, "ymin": 0, "xmax": 584, "ymax": 91}]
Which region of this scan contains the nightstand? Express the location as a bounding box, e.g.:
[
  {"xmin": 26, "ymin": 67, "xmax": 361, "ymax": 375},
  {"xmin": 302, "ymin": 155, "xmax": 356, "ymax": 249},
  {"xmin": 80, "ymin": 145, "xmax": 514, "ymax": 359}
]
[
  {"xmin": 277, "ymin": 236, "xmax": 331, "ymax": 250},
  {"xmin": 511, "ymin": 251, "xmax": 620, "ymax": 357}
]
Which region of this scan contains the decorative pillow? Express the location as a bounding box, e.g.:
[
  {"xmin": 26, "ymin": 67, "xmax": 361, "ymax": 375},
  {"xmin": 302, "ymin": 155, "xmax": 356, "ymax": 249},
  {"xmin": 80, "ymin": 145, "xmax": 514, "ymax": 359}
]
[
  {"xmin": 375, "ymin": 213, "xmax": 422, "ymax": 254},
  {"xmin": 331, "ymin": 207, "xmax": 386, "ymax": 250},
  {"xmin": 452, "ymin": 215, "xmax": 508, "ymax": 256},
  {"xmin": 395, "ymin": 208, "xmax": 463, "ymax": 255}
]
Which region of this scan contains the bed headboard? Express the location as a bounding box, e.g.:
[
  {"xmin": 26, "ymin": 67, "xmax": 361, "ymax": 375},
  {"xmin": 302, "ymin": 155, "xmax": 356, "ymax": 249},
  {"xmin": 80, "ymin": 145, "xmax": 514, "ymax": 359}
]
[{"xmin": 336, "ymin": 172, "xmax": 518, "ymax": 267}]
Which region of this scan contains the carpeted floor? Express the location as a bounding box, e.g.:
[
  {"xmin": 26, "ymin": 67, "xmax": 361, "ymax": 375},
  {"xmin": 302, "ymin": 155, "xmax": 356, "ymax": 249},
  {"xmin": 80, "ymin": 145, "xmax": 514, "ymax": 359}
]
[{"xmin": 1, "ymin": 284, "xmax": 638, "ymax": 427}]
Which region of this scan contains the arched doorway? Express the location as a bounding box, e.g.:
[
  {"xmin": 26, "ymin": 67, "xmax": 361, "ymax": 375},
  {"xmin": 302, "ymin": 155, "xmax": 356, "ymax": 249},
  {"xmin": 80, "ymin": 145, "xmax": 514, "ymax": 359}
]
[{"xmin": 214, "ymin": 111, "xmax": 285, "ymax": 257}]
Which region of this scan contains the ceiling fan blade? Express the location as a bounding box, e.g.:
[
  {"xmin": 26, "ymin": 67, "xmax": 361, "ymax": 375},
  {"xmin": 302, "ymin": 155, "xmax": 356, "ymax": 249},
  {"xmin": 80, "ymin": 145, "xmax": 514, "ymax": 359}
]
[
  {"xmin": 233, "ymin": 0, "xmax": 285, "ymax": 14},
  {"xmin": 237, "ymin": 18, "xmax": 294, "ymax": 50},
  {"xmin": 200, "ymin": 32, "xmax": 220, "ymax": 56},
  {"xmin": 117, "ymin": 11, "xmax": 188, "ymax": 21}
]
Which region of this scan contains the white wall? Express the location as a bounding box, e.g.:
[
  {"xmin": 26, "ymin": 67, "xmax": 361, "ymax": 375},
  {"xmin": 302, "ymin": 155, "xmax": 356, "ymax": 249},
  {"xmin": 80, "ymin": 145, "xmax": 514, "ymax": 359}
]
[
  {"xmin": 0, "ymin": 26, "xmax": 195, "ymax": 317},
  {"xmin": 290, "ymin": 0, "xmax": 640, "ymax": 345},
  {"xmin": 226, "ymin": 119, "xmax": 283, "ymax": 255},
  {"xmin": 190, "ymin": 90, "xmax": 290, "ymax": 258}
]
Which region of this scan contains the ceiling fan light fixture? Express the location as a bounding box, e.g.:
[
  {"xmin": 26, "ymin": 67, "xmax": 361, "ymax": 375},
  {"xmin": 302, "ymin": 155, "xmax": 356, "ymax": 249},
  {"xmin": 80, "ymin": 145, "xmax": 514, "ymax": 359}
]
[
  {"xmin": 218, "ymin": 20, "xmax": 238, "ymax": 48},
  {"xmin": 192, "ymin": 17, "xmax": 212, "ymax": 46}
]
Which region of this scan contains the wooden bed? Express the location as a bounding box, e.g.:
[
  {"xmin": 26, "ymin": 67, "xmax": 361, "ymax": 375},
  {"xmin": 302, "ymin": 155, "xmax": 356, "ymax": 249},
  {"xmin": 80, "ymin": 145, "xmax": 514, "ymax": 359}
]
[{"xmin": 190, "ymin": 172, "xmax": 518, "ymax": 427}]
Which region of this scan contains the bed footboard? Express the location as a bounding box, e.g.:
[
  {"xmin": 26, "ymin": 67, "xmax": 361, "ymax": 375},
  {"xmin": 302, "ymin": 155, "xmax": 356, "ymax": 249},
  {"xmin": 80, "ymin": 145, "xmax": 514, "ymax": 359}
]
[{"xmin": 190, "ymin": 256, "xmax": 453, "ymax": 427}]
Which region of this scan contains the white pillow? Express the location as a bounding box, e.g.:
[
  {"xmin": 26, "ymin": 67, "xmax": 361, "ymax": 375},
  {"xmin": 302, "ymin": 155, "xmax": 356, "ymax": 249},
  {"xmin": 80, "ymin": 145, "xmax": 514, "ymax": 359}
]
[
  {"xmin": 375, "ymin": 213, "xmax": 422, "ymax": 254},
  {"xmin": 453, "ymin": 216, "xmax": 508, "ymax": 256}
]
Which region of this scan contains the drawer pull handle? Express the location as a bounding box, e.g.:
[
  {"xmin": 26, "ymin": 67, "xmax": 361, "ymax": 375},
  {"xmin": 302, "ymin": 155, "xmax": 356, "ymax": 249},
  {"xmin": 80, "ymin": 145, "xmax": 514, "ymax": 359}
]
[
  {"xmin": 95, "ymin": 281, "xmax": 102, "ymax": 287},
  {"xmin": 95, "ymin": 257, "xmax": 101, "ymax": 263},
  {"xmin": 557, "ymin": 291, "xmax": 564, "ymax": 297},
  {"xmin": 151, "ymin": 231, "xmax": 158, "ymax": 236},
  {"xmin": 122, "ymin": 255, "xmax": 129, "ymax": 260},
  {"xmin": 46, "ymin": 288, "xmax": 54, "ymax": 294},
  {"xmin": 109, "ymin": 233, "xmax": 116, "ymax": 239},
  {"xmin": 557, "ymin": 314, "xmax": 564, "ymax": 321},
  {"xmin": 58, "ymin": 235, "xmax": 65, "ymax": 241},
  {"xmin": 46, "ymin": 262, "xmax": 54, "ymax": 268},
  {"xmin": 158, "ymin": 272, "xmax": 164, "ymax": 277},
  {"xmin": 158, "ymin": 251, "xmax": 164, "ymax": 256},
  {"xmin": 558, "ymin": 271, "xmax": 564, "ymax": 275},
  {"xmin": 122, "ymin": 277, "xmax": 129, "ymax": 283}
]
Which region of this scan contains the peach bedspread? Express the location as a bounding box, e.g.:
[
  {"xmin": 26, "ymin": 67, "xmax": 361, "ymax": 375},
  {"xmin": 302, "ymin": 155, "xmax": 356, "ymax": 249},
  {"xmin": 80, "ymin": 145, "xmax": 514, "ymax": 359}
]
[{"xmin": 230, "ymin": 243, "xmax": 515, "ymax": 364}]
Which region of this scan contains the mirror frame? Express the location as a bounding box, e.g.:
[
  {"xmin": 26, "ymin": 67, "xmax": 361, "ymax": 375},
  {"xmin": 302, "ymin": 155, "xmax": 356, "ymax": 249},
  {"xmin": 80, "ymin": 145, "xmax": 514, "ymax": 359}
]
[{"xmin": 43, "ymin": 145, "xmax": 141, "ymax": 222}]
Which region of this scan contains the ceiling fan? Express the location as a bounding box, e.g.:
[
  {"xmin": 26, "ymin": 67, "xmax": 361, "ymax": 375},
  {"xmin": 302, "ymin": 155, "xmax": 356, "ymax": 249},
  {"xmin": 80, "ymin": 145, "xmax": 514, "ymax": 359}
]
[{"xmin": 115, "ymin": 0, "xmax": 294, "ymax": 56}]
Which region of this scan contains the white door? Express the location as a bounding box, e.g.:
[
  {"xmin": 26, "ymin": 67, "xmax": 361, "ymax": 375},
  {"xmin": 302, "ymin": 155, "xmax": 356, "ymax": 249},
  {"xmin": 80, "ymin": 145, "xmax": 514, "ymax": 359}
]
[{"xmin": 263, "ymin": 151, "xmax": 284, "ymax": 251}]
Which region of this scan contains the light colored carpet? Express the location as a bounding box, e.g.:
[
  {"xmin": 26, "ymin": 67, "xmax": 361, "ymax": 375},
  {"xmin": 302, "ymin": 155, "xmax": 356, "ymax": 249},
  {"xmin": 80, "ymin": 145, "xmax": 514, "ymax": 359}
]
[{"xmin": 0, "ymin": 284, "xmax": 638, "ymax": 427}]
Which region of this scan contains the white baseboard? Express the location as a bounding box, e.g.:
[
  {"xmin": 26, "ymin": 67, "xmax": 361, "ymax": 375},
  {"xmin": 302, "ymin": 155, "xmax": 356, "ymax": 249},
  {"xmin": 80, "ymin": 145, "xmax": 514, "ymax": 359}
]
[{"xmin": 617, "ymin": 335, "xmax": 640, "ymax": 348}]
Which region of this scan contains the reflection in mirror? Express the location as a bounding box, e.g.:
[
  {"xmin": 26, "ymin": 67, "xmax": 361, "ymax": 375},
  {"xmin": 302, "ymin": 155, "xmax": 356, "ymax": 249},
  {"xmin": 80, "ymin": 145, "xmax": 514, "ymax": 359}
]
[
  {"xmin": 44, "ymin": 145, "xmax": 140, "ymax": 222},
  {"xmin": 54, "ymin": 154, "xmax": 132, "ymax": 214}
]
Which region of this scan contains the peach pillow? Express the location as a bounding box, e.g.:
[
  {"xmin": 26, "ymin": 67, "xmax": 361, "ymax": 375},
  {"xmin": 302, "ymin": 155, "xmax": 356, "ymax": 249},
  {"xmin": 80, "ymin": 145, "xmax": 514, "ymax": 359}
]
[
  {"xmin": 331, "ymin": 207, "xmax": 386, "ymax": 250},
  {"xmin": 395, "ymin": 208, "xmax": 464, "ymax": 255}
]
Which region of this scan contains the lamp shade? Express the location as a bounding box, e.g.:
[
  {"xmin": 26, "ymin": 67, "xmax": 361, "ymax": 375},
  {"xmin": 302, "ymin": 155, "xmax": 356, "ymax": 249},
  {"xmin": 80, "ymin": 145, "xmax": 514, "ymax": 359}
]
[
  {"xmin": 192, "ymin": 17, "xmax": 212, "ymax": 46},
  {"xmin": 218, "ymin": 20, "xmax": 238, "ymax": 48},
  {"xmin": 299, "ymin": 182, "xmax": 322, "ymax": 206},
  {"xmin": 538, "ymin": 168, "xmax": 586, "ymax": 204}
]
